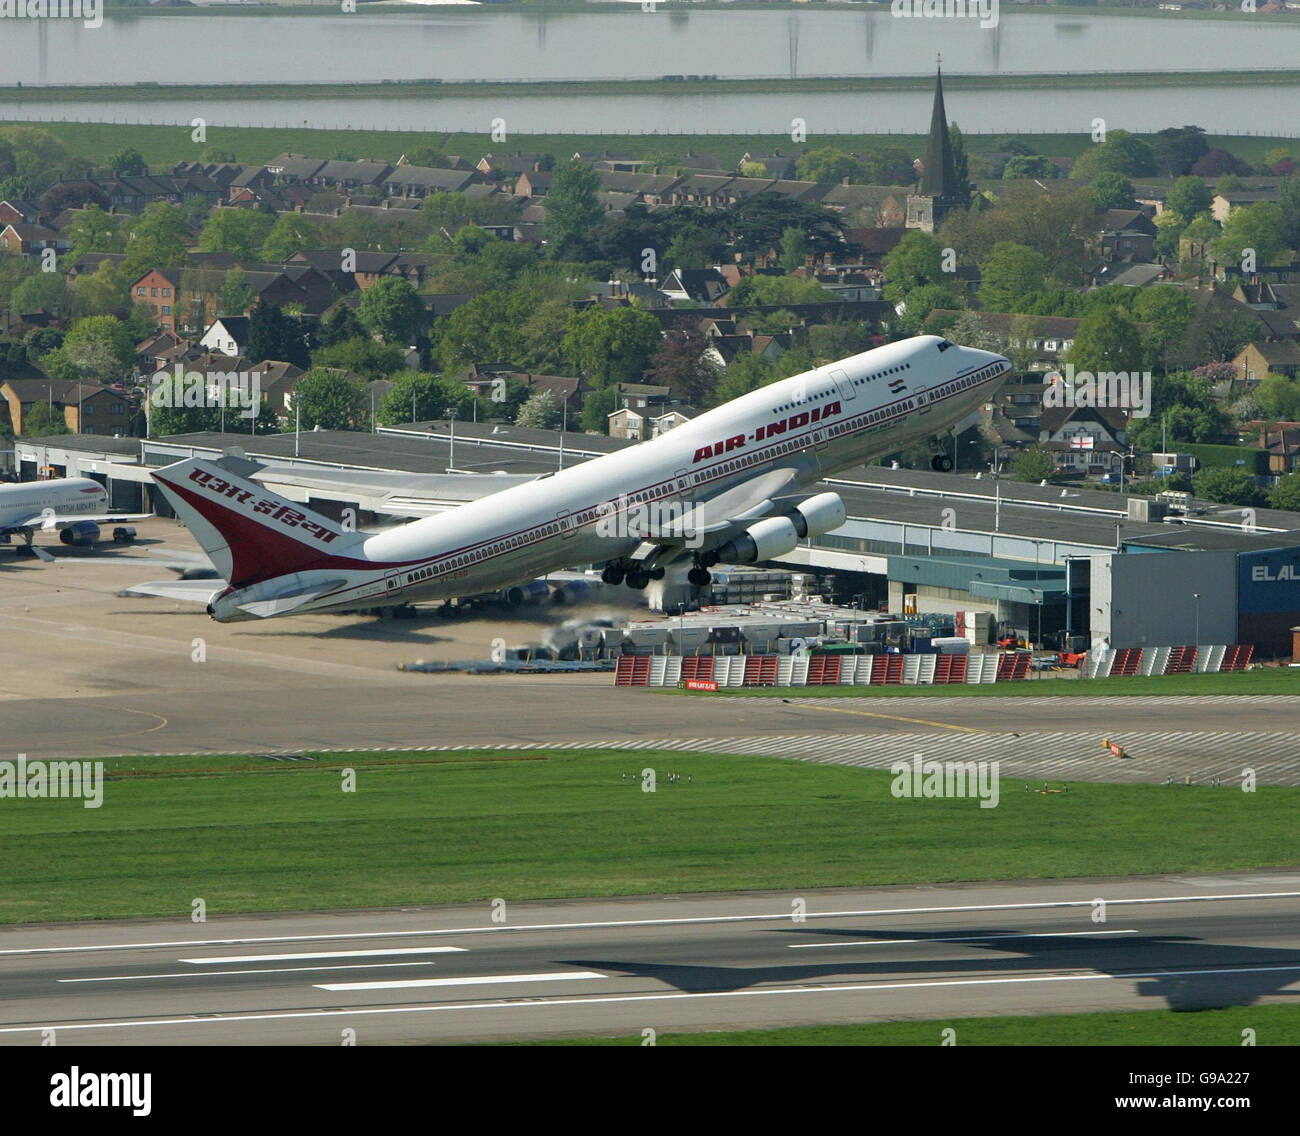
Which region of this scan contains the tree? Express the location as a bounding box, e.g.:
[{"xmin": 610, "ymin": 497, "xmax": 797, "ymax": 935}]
[
  {"xmin": 1268, "ymin": 472, "xmax": 1300, "ymax": 512},
  {"xmin": 725, "ymin": 274, "xmax": 829, "ymax": 307},
  {"xmin": 579, "ymin": 386, "xmax": 617, "ymax": 433},
  {"xmin": 11, "ymin": 271, "xmax": 70, "ymax": 317},
  {"xmin": 220, "ymin": 268, "xmax": 255, "ymax": 317},
  {"xmin": 1128, "ymin": 372, "xmax": 1229, "ymax": 451},
  {"xmin": 261, "ymin": 214, "xmax": 321, "ymax": 262},
  {"xmin": 645, "ymin": 329, "xmax": 717, "ymax": 406},
  {"xmin": 1190, "ymin": 148, "xmax": 1252, "ymax": 179},
  {"xmin": 199, "ymin": 210, "xmax": 275, "ymax": 261},
  {"xmin": 882, "ymin": 230, "xmax": 945, "ymax": 304},
  {"xmin": 247, "ymin": 302, "xmax": 312, "ymax": 368},
  {"xmin": 795, "ymin": 147, "xmax": 867, "ymax": 186},
  {"xmin": 1090, "ymin": 172, "xmax": 1135, "ymax": 211},
  {"xmin": 1002, "ymin": 154, "xmax": 1055, "ymax": 181},
  {"xmin": 312, "ymin": 337, "xmax": 405, "ymax": 382},
  {"xmin": 357, "ymin": 277, "xmax": 425, "ymax": 345},
  {"xmin": 1152, "ymin": 126, "xmax": 1209, "ymax": 177},
  {"xmin": 72, "ymin": 259, "xmax": 130, "ymax": 319},
  {"xmin": 1066, "ymin": 306, "xmax": 1144, "ymax": 374},
  {"xmin": 979, "ymin": 242, "xmax": 1048, "ymax": 313},
  {"xmin": 544, "ymin": 158, "xmax": 603, "ymax": 259},
  {"xmin": 1012, "ymin": 446, "xmax": 1056, "ymax": 483},
  {"xmin": 1212, "ymin": 202, "xmax": 1287, "ymax": 269},
  {"xmin": 290, "ymin": 368, "xmax": 369, "ymax": 430},
  {"xmin": 562, "ymin": 306, "xmax": 662, "ymax": 385},
  {"xmin": 857, "ymin": 145, "xmax": 914, "ymax": 186},
  {"xmin": 514, "ymin": 388, "xmax": 561, "ymax": 429},
  {"xmin": 59, "ymin": 315, "xmax": 135, "ymax": 383},
  {"xmin": 120, "ymin": 203, "xmax": 191, "ymax": 278},
  {"xmin": 21, "ymin": 401, "xmax": 69, "ymax": 437},
  {"xmin": 108, "ymin": 147, "xmax": 146, "ymax": 177},
  {"xmin": 63, "ymin": 205, "xmax": 120, "ymax": 261},
  {"xmin": 896, "ymin": 283, "xmax": 961, "ymax": 332},
  {"xmin": 1167, "ymin": 175, "xmax": 1212, "ymax": 220},
  {"xmin": 319, "ymin": 305, "xmax": 367, "ymax": 348},
  {"xmin": 1256, "ymin": 374, "xmax": 1300, "ymax": 421},
  {"xmin": 1192, "ymin": 466, "xmax": 1265, "ymax": 507},
  {"xmin": 948, "ymin": 310, "xmax": 1002, "ymax": 353},
  {"xmin": 378, "ymin": 372, "xmax": 477, "ymax": 426},
  {"xmin": 1133, "ymin": 285, "xmax": 1195, "ymax": 372},
  {"xmin": 1070, "ymin": 130, "xmax": 1157, "ymax": 181},
  {"xmin": 780, "ymin": 225, "xmax": 807, "ymax": 274},
  {"xmin": 39, "ymin": 181, "xmax": 109, "ymax": 217}
]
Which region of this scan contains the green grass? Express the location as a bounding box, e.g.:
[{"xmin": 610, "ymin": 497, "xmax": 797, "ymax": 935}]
[
  {"xmin": 3, "ymin": 120, "xmax": 1293, "ymax": 170},
  {"xmin": 1, "ymin": 748, "xmax": 1296, "ymax": 924},
  {"xmin": 11, "ymin": 71, "xmax": 1300, "ymax": 105},
  {"xmin": 523, "ymin": 1004, "xmax": 1300, "ymax": 1045},
  {"xmin": 685, "ymin": 669, "xmax": 1297, "ymax": 698}
]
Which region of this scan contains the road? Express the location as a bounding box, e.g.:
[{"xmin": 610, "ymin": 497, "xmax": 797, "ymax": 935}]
[{"xmin": 1, "ymin": 874, "xmax": 1296, "ymax": 1044}]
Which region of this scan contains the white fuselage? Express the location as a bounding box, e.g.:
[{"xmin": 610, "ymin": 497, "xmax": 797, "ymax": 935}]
[
  {"xmin": 0, "ymin": 478, "xmax": 108, "ymax": 533},
  {"xmin": 210, "ymin": 336, "xmax": 1010, "ymax": 620}
]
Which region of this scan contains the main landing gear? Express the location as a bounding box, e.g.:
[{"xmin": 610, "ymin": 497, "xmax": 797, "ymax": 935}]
[
  {"xmin": 599, "ymin": 560, "xmax": 667, "ymax": 591},
  {"xmin": 930, "ymin": 454, "xmax": 954, "ymax": 473}
]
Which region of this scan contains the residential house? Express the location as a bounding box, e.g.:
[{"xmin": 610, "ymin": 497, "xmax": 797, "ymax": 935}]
[
  {"xmin": 819, "ymin": 184, "xmax": 911, "ymax": 228},
  {"xmin": 1254, "ymin": 422, "xmax": 1300, "ymax": 474},
  {"xmin": 1233, "ymin": 340, "xmax": 1300, "ymax": 382},
  {"xmin": 0, "ymin": 222, "xmax": 69, "ymax": 259},
  {"xmin": 383, "ymin": 165, "xmax": 480, "ymax": 197},
  {"xmin": 1039, "ymin": 405, "xmax": 1129, "ymax": 472},
  {"xmin": 1, "ymin": 377, "xmax": 133, "ymax": 436},
  {"xmin": 200, "ymin": 316, "xmax": 252, "ymax": 358},
  {"xmin": 660, "ymin": 267, "xmax": 729, "ymax": 304}
]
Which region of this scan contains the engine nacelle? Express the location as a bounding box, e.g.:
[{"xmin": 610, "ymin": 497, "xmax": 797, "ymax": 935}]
[
  {"xmin": 499, "ymin": 579, "xmax": 551, "ymax": 606},
  {"xmin": 789, "ymin": 492, "xmax": 847, "ymax": 539},
  {"xmin": 716, "ymin": 515, "xmax": 801, "ymax": 565},
  {"xmin": 59, "ymin": 521, "xmax": 100, "ymax": 547},
  {"xmin": 551, "ymin": 578, "xmax": 595, "ymax": 605}
]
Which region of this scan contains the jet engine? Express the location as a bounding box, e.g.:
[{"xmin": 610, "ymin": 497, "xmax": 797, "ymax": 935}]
[
  {"xmin": 59, "ymin": 521, "xmax": 100, "ymax": 547},
  {"xmin": 712, "ymin": 493, "xmax": 846, "ymax": 565},
  {"xmin": 551, "ymin": 578, "xmax": 596, "ymax": 605},
  {"xmin": 499, "ymin": 579, "xmax": 551, "ymax": 606}
]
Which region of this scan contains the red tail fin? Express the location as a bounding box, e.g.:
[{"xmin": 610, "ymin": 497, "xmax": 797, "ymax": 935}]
[{"xmin": 151, "ymin": 458, "xmax": 367, "ymax": 588}]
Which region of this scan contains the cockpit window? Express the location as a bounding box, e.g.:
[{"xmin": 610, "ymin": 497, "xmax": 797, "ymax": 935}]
[{"xmin": 936, "ymin": 339, "xmax": 952, "ymax": 352}]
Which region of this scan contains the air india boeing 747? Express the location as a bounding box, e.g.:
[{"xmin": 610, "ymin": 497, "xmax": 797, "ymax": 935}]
[{"xmin": 150, "ymin": 334, "xmax": 1011, "ymax": 621}]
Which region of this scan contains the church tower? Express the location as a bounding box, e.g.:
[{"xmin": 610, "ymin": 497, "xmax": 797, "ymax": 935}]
[{"xmin": 906, "ymin": 65, "xmax": 968, "ymax": 233}]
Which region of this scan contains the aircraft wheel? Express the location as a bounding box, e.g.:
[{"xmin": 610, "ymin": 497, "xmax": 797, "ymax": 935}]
[
  {"xmin": 930, "ymin": 454, "xmax": 954, "ymax": 473},
  {"xmin": 649, "ymin": 566, "xmax": 665, "ymax": 580},
  {"xmin": 601, "ymin": 563, "xmax": 625, "ymax": 585},
  {"xmin": 688, "ymin": 567, "xmax": 711, "ymax": 587},
  {"xmin": 625, "ymin": 569, "xmax": 650, "ymax": 590}
]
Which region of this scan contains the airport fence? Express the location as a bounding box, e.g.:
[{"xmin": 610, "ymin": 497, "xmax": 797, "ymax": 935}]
[
  {"xmin": 614, "ymin": 651, "xmax": 1028, "ymax": 688},
  {"xmin": 1080, "ymin": 644, "xmax": 1253, "ymax": 679}
]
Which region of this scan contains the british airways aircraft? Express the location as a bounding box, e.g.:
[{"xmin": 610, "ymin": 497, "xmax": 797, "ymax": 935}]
[
  {"xmin": 150, "ymin": 335, "xmax": 1011, "ymax": 622},
  {"xmin": 0, "ymin": 477, "xmax": 149, "ymax": 561}
]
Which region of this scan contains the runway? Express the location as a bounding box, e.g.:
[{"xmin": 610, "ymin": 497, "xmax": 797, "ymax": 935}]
[{"xmin": 1, "ymin": 873, "xmax": 1297, "ymax": 1044}]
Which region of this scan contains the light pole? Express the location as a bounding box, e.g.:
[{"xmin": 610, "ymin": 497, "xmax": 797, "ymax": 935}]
[
  {"xmin": 1193, "ymin": 592, "xmax": 1200, "ymax": 648},
  {"xmin": 558, "ymin": 392, "xmax": 569, "ymax": 472},
  {"xmin": 445, "ymin": 407, "xmax": 458, "ymax": 472}
]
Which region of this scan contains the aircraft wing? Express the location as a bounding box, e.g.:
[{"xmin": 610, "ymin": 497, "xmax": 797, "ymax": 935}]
[
  {"xmin": 251, "ymin": 466, "xmax": 539, "ymax": 519},
  {"xmin": 3, "ymin": 511, "xmax": 153, "ymax": 532},
  {"xmin": 620, "ymin": 466, "xmax": 804, "ymax": 555},
  {"xmin": 118, "ymin": 579, "xmax": 227, "ymax": 605}
]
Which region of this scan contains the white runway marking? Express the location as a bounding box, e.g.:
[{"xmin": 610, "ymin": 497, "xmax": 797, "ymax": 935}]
[
  {"xmin": 178, "ymin": 947, "xmax": 466, "ymax": 964},
  {"xmin": 787, "ymin": 929, "xmax": 1140, "ymax": 949},
  {"xmin": 2, "ymin": 892, "xmax": 1294, "ymax": 956},
  {"xmin": 314, "ymin": 970, "xmax": 606, "ymax": 992},
  {"xmin": 8, "ymin": 964, "xmax": 1299, "ymax": 1035},
  {"xmin": 59, "ymin": 962, "xmax": 441, "ymax": 983}
]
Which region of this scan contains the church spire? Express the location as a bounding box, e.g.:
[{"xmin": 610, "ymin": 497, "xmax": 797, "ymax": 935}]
[{"xmin": 919, "ymin": 63, "xmax": 957, "ymax": 199}]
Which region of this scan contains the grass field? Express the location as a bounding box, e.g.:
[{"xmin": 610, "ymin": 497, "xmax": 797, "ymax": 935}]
[
  {"xmin": 2, "ymin": 120, "xmax": 1293, "ymax": 170},
  {"xmin": 2, "ymin": 748, "xmax": 1296, "ymax": 924},
  {"xmin": 678, "ymin": 668, "xmax": 1297, "ymax": 698},
  {"xmin": 527, "ymin": 1004, "xmax": 1300, "ymax": 1045}
]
